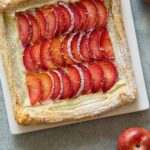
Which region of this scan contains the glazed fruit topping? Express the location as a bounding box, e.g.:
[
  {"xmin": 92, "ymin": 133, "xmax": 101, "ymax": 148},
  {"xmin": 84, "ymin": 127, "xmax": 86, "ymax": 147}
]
[
  {"xmin": 69, "ymin": 32, "xmax": 83, "ymax": 63},
  {"xmin": 92, "ymin": 0, "xmax": 108, "ymax": 30},
  {"xmin": 49, "ymin": 70, "xmax": 63, "ymax": 100},
  {"xmin": 76, "ymin": 2, "xmax": 88, "ymax": 30},
  {"xmin": 26, "ymin": 61, "xmax": 118, "ymax": 105},
  {"xmin": 81, "ymin": 0, "xmax": 98, "ymax": 31},
  {"xmin": 79, "ymin": 32, "xmax": 92, "ymax": 61},
  {"xmin": 26, "ymin": 13, "xmax": 41, "ymax": 44},
  {"xmin": 87, "ymin": 63, "xmax": 104, "ymax": 93},
  {"xmin": 30, "ymin": 42, "xmax": 44, "ymax": 69},
  {"xmin": 35, "ymin": 9, "xmax": 47, "ymax": 38},
  {"xmin": 53, "ymin": 6, "xmax": 65, "ymax": 35},
  {"xmin": 79, "ymin": 64, "xmax": 92, "ymax": 94},
  {"xmin": 50, "ymin": 37, "xmax": 65, "ymax": 67},
  {"xmin": 36, "ymin": 72, "xmax": 54, "ymax": 101},
  {"xmin": 69, "ymin": 3, "xmax": 82, "ymax": 32},
  {"xmin": 99, "ymin": 60, "xmax": 118, "ymax": 92},
  {"xmin": 17, "ymin": 13, "xmax": 32, "ymax": 47},
  {"xmin": 100, "ymin": 29, "xmax": 115, "ymax": 60},
  {"xmin": 42, "ymin": 6, "xmax": 58, "ymax": 39},
  {"xmin": 23, "ymin": 30, "xmax": 114, "ymax": 71},
  {"xmin": 26, "ymin": 73, "xmax": 42, "ymax": 105},
  {"xmin": 58, "ymin": 2, "xmax": 74, "ymax": 34},
  {"xmin": 66, "ymin": 65, "xmax": 84, "ymax": 98},
  {"xmin": 59, "ymin": 69, "xmax": 72, "ymax": 99},
  {"xmin": 40, "ymin": 39, "xmax": 56, "ymax": 69},
  {"xmin": 88, "ymin": 29, "xmax": 102, "ymax": 59},
  {"xmin": 16, "ymin": 0, "xmax": 108, "ymax": 46},
  {"xmin": 18, "ymin": 0, "xmax": 119, "ymax": 105},
  {"xmin": 61, "ymin": 35, "xmax": 75, "ymax": 65},
  {"xmin": 23, "ymin": 46, "xmax": 37, "ymax": 71}
]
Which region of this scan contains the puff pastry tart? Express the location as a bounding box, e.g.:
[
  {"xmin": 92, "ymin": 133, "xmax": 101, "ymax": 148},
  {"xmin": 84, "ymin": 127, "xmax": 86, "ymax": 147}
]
[{"xmin": 0, "ymin": 0, "xmax": 137, "ymax": 125}]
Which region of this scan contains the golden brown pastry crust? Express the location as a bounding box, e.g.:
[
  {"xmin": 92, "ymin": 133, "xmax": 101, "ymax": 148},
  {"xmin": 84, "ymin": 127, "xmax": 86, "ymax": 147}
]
[
  {"xmin": 0, "ymin": 0, "xmax": 80, "ymax": 11},
  {"xmin": 0, "ymin": 0, "xmax": 137, "ymax": 125},
  {"xmin": 0, "ymin": 0, "xmax": 28, "ymax": 11}
]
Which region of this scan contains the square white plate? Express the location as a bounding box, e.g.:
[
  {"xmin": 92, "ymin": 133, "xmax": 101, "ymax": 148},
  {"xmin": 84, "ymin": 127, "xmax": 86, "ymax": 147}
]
[{"xmin": 0, "ymin": 0, "xmax": 149, "ymax": 135}]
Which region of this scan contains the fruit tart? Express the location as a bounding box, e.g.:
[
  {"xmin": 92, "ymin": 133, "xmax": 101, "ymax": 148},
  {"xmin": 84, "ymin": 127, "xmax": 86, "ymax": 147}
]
[{"xmin": 0, "ymin": 0, "xmax": 137, "ymax": 125}]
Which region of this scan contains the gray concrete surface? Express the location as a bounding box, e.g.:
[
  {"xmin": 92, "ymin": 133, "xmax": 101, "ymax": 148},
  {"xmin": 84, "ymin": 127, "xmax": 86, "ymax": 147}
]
[{"xmin": 0, "ymin": 0, "xmax": 150, "ymax": 150}]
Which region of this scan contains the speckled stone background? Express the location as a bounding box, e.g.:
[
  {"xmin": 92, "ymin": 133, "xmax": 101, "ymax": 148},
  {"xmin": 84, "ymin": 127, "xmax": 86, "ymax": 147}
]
[{"xmin": 0, "ymin": 0, "xmax": 150, "ymax": 150}]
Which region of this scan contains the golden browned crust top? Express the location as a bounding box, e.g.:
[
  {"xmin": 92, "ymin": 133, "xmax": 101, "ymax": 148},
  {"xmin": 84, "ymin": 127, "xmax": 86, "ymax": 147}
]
[{"xmin": 0, "ymin": 0, "xmax": 28, "ymax": 11}]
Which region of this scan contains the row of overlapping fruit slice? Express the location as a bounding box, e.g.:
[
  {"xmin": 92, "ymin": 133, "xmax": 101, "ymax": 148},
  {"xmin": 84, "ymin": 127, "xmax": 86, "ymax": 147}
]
[{"xmin": 16, "ymin": 0, "xmax": 118, "ymax": 105}]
